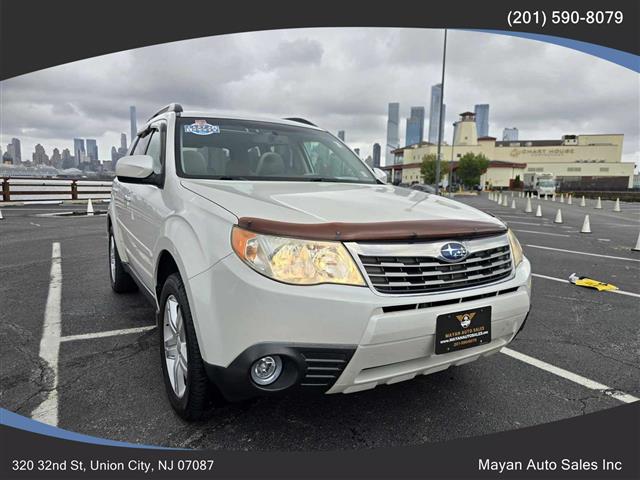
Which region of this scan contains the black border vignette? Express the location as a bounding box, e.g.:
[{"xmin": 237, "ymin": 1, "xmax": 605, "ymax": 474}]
[
  {"xmin": 1, "ymin": 404, "xmax": 639, "ymax": 478},
  {"xmin": 0, "ymin": 0, "xmax": 638, "ymax": 80}
]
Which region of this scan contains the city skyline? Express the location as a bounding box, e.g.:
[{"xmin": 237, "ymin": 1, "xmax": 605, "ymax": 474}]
[
  {"xmin": 2, "ymin": 132, "xmax": 130, "ymax": 172},
  {"xmin": 1, "ymin": 28, "xmax": 638, "ymax": 169}
]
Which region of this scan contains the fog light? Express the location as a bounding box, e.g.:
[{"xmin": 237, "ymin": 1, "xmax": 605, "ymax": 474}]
[{"xmin": 250, "ymin": 355, "xmax": 283, "ymax": 386}]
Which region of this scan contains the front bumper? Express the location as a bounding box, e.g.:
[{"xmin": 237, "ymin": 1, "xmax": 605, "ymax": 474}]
[{"xmin": 189, "ymin": 254, "xmax": 531, "ymax": 400}]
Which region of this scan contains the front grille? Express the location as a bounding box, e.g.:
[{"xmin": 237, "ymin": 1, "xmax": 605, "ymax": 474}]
[{"xmin": 359, "ymin": 245, "xmax": 512, "ymax": 295}]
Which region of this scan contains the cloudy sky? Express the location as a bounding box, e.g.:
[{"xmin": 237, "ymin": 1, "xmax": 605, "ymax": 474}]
[{"xmin": 1, "ymin": 28, "xmax": 638, "ymax": 168}]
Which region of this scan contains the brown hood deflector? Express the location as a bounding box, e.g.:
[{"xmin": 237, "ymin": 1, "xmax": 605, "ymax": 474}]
[{"xmin": 237, "ymin": 217, "xmax": 507, "ymax": 242}]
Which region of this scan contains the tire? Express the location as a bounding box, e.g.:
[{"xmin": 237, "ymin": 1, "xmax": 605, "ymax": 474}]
[
  {"xmin": 158, "ymin": 273, "xmax": 212, "ymax": 420},
  {"xmin": 108, "ymin": 228, "xmax": 137, "ymax": 293}
]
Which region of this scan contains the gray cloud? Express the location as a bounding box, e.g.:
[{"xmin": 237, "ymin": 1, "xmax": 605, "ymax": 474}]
[
  {"xmin": 1, "ymin": 28, "xmax": 637, "ymax": 168},
  {"xmin": 265, "ymin": 38, "xmax": 324, "ymax": 69}
]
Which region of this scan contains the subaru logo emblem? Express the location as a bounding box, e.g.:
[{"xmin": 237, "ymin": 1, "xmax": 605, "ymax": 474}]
[{"xmin": 440, "ymin": 242, "xmax": 468, "ymax": 262}]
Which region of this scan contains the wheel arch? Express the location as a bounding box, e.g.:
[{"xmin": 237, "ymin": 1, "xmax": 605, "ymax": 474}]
[
  {"xmin": 154, "ymin": 245, "xmax": 211, "ymax": 366},
  {"xmin": 155, "ymin": 249, "xmax": 181, "ymax": 300}
]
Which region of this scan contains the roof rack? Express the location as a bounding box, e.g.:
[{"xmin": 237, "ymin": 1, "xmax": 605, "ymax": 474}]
[
  {"xmin": 148, "ymin": 103, "xmax": 183, "ymax": 120},
  {"xmin": 283, "ymin": 117, "xmax": 316, "ymax": 127}
]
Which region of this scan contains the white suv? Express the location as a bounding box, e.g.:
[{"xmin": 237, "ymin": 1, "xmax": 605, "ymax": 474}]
[{"xmin": 108, "ymin": 104, "xmax": 531, "ymax": 419}]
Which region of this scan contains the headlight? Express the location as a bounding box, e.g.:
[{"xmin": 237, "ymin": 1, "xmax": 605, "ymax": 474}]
[
  {"xmin": 507, "ymin": 229, "xmax": 524, "ymax": 267},
  {"xmin": 231, "ymin": 226, "xmax": 365, "ymax": 286}
]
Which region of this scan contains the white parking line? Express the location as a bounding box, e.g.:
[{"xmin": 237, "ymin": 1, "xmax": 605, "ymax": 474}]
[
  {"xmin": 61, "ymin": 325, "xmax": 156, "ymax": 343},
  {"xmin": 532, "ymin": 273, "xmax": 640, "ymax": 299},
  {"xmin": 31, "ymin": 243, "xmax": 62, "ymax": 426},
  {"xmin": 502, "ymin": 348, "xmax": 639, "ymax": 404},
  {"xmin": 526, "ymin": 244, "xmax": 640, "ymax": 263},
  {"xmin": 514, "ymin": 229, "xmax": 570, "ymax": 237}
]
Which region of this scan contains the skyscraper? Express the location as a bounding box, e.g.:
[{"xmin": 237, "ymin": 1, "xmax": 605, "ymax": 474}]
[
  {"xmin": 6, "ymin": 143, "xmax": 14, "ymax": 163},
  {"xmin": 86, "ymin": 139, "xmax": 98, "ymax": 161},
  {"xmin": 51, "ymin": 148, "xmax": 62, "ymax": 168},
  {"xmin": 73, "ymin": 138, "xmax": 85, "ymax": 167},
  {"xmin": 61, "ymin": 148, "xmax": 73, "ymax": 169},
  {"xmin": 338, "ymin": 130, "xmax": 345, "ymax": 142},
  {"xmin": 385, "ymin": 102, "xmax": 400, "ymax": 166},
  {"xmin": 112, "ymin": 133, "xmax": 129, "ymax": 170},
  {"xmin": 474, "ymin": 104, "xmax": 490, "ymax": 137},
  {"xmin": 428, "ymin": 84, "xmax": 446, "ymax": 144},
  {"xmin": 6, "ymin": 138, "xmax": 22, "ymax": 163},
  {"xmin": 130, "ymin": 106, "xmax": 138, "ymax": 143},
  {"xmin": 405, "ymin": 106, "xmax": 425, "ymax": 146},
  {"xmin": 503, "ymin": 127, "xmax": 519, "ymax": 141},
  {"xmin": 32, "ymin": 144, "xmax": 49, "ymax": 165},
  {"xmin": 372, "ymin": 143, "xmax": 381, "ymax": 168}
]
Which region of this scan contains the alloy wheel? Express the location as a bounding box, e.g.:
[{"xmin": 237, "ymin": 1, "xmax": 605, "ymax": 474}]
[{"xmin": 163, "ymin": 295, "xmax": 188, "ymax": 398}]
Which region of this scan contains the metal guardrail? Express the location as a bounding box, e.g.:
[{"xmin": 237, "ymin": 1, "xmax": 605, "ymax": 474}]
[{"xmin": 1, "ymin": 177, "xmax": 112, "ymax": 202}]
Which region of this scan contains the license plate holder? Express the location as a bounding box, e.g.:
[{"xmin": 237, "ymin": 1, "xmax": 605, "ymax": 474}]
[{"xmin": 435, "ymin": 306, "xmax": 492, "ymax": 354}]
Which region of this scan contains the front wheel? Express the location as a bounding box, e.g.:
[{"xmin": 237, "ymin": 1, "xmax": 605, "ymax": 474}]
[{"xmin": 159, "ymin": 273, "xmax": 212, "ymax": 420}]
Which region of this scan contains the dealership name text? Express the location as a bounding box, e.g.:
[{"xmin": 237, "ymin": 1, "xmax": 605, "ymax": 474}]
[{"xmin": 478, "ymin": 458, "xmax": 622, "ymax": 473}]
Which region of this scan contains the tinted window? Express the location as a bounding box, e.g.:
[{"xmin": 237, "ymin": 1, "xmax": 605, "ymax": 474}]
[
  {"xmin": 176, "ymin": 118, "xmax": 375, "ymax": 184},
  {"xmin": 145, "ymin": 130, "xmax": 163, "ymax": 174},
  {"xmin": 132, "ymin": 134, "xmax": 151, "ymax": 156}
]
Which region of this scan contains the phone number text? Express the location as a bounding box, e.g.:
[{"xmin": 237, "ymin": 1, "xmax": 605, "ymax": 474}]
[{"xmin": 507, "ymin": 10, "xmax": 623, "ymax": 28}]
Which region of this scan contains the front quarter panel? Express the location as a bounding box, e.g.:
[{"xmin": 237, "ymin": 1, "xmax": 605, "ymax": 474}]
[{"xmin": 156, "ymin": 187, "xmax": 237, "ymax": 283}]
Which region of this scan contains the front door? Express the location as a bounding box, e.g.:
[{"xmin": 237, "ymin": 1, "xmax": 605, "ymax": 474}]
[{"xmin": 122, "ymin": 122, "xmax": 170, "ymax": 291}]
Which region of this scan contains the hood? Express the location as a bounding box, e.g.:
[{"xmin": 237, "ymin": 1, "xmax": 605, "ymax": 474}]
[{"xmin": 181, "ymin": 180, "xmax": 504, "ymax": 227}]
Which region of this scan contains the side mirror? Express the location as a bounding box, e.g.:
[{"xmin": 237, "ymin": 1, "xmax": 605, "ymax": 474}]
[
  {"xmin": 116, "ymin": 155, "xmax": 154, "ymax": 180},
  {"xmin": 373, "ymin": 168, "xmax": 387, "ymax": 183}
]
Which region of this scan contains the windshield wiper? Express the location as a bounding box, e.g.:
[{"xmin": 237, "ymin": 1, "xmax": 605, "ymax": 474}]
[
  {"xmin": 306, "ymin": 177, "xmax": 342, "ymax": 182},
  {"xmin": 216, "ymin": 176, "xmax": 250, "ymax": 180}
]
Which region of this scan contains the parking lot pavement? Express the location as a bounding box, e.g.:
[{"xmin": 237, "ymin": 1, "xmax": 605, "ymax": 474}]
[{"xmin": 0, "ymin": 199, "xmax": 638, "ymax": 450}]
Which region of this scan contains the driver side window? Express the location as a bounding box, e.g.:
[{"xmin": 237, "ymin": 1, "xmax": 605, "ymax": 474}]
[{"xmin": 132, "ymin": 134, "xmax": 150, "ymax": 156}]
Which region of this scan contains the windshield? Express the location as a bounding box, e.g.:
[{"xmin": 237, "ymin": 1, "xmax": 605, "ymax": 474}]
[{"xmin": 176, "ymin": 117, "xmax": 376, "ymax": 184}]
